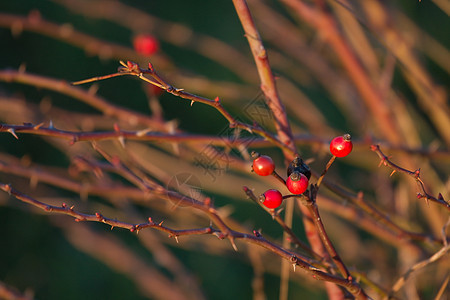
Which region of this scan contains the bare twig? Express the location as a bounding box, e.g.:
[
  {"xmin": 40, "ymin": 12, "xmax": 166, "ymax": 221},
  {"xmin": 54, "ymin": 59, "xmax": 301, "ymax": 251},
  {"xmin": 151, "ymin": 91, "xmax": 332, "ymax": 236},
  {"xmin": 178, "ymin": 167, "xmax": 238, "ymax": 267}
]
[
  {"xmin": 0, "ymin": 181, "xmax": 367, "ymax": 298},
  {"xmin": 371, "ymin": 144, "xmax": 450, "ymax": 210},
  {"xmin": 0, "ymin": 70, "xmax": 162, "ymax": 129},
  {"xmin": 388, "ymin": 243, "xmax": 450, "ymax": 297},
  {"xmin": 232, "ymin": 0, "xmax": 296, "ymax": 157},
  {"xmin": 302, "ymin": 186, "xmax": 352, "ymax": 281},
  {"xmin": 0, "ymin": 123, "xmax": 258, "ymax": 145},
  {"xmin": 72, "ymin": 61, "xmax": 292, "ymax": 154},
  {"xmin": 433, "ymin": 275, "xmax": 449, "ymax": 300},
  {"xmin": 281, "ymin": 0, "xmax": 402, "ymax": 146},
  {"xmin": 316, "ymin": 155, "xmax": 336, "ymax": 188}
]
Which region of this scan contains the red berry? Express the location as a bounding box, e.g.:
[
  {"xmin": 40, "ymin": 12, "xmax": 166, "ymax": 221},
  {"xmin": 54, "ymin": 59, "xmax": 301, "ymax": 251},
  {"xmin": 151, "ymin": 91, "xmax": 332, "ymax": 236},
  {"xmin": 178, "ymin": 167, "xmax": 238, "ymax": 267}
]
[
  {"xmin": 330, "ymin": 134, "xmax": 353, "ymax": 157},
  {"xmin": 261, "ymin": 189, "xmax": 283, "ymax": 209},
  {"xmin": 133, "ymin": 34, "xmax": 159, "ymax": 56},
  {"xmin": 286, "ymin": 172, "xmax": 308, "ymax": 194},
  {"xmin": 252, "ymin": 153, "xmax": 275, "ymax": 176}
]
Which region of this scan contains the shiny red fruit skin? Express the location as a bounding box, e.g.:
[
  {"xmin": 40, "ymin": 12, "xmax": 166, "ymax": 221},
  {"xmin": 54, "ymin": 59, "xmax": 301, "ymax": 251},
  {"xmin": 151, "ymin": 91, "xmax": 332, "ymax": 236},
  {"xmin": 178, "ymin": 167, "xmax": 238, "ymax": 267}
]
[
  {"xmin": 330, "ymin": 135, "xmax": 353, "ymax": 157},
  {"xmin": 252, "ymin": 155, "xmax": 275, "ymax": 176},
  {"xmin": 286, "ymin": 173, "xmax": 308, "ymax": 194},
  {"xmin": 133, "ymin": 34, "xmax": 159, "ymax": 56},
  {"xmin": 262, "ymin": 189, "xmax": 283, "ymax": 209}
]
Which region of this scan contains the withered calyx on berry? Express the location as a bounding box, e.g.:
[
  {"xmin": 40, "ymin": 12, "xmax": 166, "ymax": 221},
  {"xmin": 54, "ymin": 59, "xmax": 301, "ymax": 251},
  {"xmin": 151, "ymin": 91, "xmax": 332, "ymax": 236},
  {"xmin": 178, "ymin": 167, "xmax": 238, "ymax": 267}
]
[{"xmin": 287, "ymin": 156, "xmax": 311, "ymax": 180}]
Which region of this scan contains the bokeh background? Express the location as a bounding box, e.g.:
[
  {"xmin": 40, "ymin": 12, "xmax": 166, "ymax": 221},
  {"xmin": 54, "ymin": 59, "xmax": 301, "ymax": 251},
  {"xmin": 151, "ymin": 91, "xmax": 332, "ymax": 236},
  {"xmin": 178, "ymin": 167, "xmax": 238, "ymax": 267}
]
[{"xmin": 0, "ymin": 0, "xmax": 449, "ymax": 299}]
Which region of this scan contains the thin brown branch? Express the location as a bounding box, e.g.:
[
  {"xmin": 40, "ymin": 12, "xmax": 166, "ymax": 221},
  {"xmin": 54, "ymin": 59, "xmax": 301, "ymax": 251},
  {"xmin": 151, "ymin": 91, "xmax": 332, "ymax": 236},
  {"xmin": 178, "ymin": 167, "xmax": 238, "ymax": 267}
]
[
  {"xmin": 317, "ymin": 194, "xmax": 434, "ymax": 251},
  {"xmin": 243, "ymin": 186, "xmax": 320, "ymax": 260},
  {"xmin": 323, "ymin": 178, "xmax": 442, "ymax": 245},
  {"xmin": 72, "ymin": 61, "xmax": 292, "ymax": 154},
  {"xmin": 316, "ymin": 155, "xmax": 336, "ymax": 188},
  {"xmin": 0, "ymin": 123, "xmax": 257, "ymax": 145},
  {"xmin": 302, "ymin": 187, "xmax": 351, "ymax": 280},
  {"xmin": 56, "ymin": 220, "xmax": 193, "ymax": 300},
  {"xmin": 53, "ymin": 0, "xmax": 258, "ymax": 83},
  {"xmin": 1, "ymin": 119, "xmax": 449, "ymax": 161},
  {"xmin": 0, "ymin": 69, "xmax": 162, "ymax": 129},
  {"xmin": 388, "ymin": 243, "xmax": 450, "ymax": 297},
  {"xmin": 0, "ymin": 12, "xmax": 147, "ymax": 62},
  {"xmin": 0, "ymin": 182, "xmax": 154, "ymax": 233},
  {"xmin": 281, "ymin": 0, "xmax": 402, "ymax": 146},
  {"xmin": 371, "ymin": 144, "xmax": 450, "ymax": 210},
  {"xmin": 232, "ymin": 231, "xmax": 368, "ymax": 299},
  {"xmin": 1, "ymin": 181, "xmax": 367, "ymax": 298},
  {"xmin": 232, "ymin": 0, "xmax": 296, "ymax": 157},
  {"xmin": 433, "ymin": 275, "xmax": 449, "ymax": 300}
]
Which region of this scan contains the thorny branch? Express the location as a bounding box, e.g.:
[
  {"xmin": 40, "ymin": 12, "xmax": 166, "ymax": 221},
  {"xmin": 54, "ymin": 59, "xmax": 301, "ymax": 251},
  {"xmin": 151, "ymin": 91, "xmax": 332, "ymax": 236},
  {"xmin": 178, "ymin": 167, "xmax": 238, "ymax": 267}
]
[
  {"xmin": 72, "ymin": 60, "xmax": 292, "ymax": 154},
  {"xmin": 0, "ymin": 181, "xmax": 215, "ymax": 237},
  {"xmin": 0, "ymin": 123, "xmax": 262, "ymax": 146},
  {"xmin": 371, "ymin": 144, "xmax": 450, "ymax": 210},
  {"xmin": 1, "ymin": 181, "xmax": 368, "ymax": 299}
]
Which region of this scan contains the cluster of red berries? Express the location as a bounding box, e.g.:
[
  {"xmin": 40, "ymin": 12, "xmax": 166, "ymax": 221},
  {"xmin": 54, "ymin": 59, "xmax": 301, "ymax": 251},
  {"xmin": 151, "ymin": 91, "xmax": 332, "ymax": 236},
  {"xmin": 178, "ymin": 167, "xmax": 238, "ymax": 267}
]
[{"xmin": 252, "ymin": 134, "xmax": 353, "ymax": 209}]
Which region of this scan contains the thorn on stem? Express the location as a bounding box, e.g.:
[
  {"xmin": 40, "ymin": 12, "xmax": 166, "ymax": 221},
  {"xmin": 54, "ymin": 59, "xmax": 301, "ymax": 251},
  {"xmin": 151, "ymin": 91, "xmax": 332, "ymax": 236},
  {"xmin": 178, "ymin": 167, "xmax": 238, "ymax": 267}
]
[
  {"xmin": 136, "ymin": 128, "xmax": 152, "ymax": 137},
  {"xmin": 230, "ymin": 238, "xmax": 238, "ymax": 251},
  {"xmin": 118, "ymin": 136, "xmax": 126, "ymax": 148},
  {"xmin": 33, "ymin": 122, "xmax": 44, "ymax": 130},
  {"xmin": 414, "ymin": 169, "xmax": 421, "ymax": 178},
  {"xmin": 7, "ymin": 128, "xmax": 18, "ymax": 139},
  {"xmin": 147, "ymin": 62, "xmax": 154, "ymax": 72}
]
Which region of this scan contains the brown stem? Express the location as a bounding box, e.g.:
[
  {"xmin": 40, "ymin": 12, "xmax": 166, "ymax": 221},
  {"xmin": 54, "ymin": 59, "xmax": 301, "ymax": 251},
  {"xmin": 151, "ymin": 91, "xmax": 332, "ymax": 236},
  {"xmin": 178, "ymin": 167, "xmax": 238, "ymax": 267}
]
[
  {"xmin": 316, "ymin": 155, "xmax": 336, "ymax": 188},
  {"xmin": 0, "ymin": 70, "xmax": 162, "ymax": 128},
  {"xmin": 371, "ymin": 144, "xmax": 450, "ymax": 210},
  {"xmin": 70, "ymin": 62, "xmax": 292, "ymax": 154},
  {"xmin": 281, "ymin": 0, "xmax": 402, "ymax": 146},
  {"xmin": 271, "ymin": 170, "xmax": 287, "ymax": 185},
  {"xmin": 232, "ymin": 0, "xmax": 296, "ymax": 157},
  {"xmin": 1, "ymin": 181, "xmax": 366, "ymax": 298},
  {"xmin": 303, "ymin": 187, "xmax": 351, "ymax": 280},
  {"xmin": 0, "ymin": 123, "xmax": 272, "ymax": 147}
]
